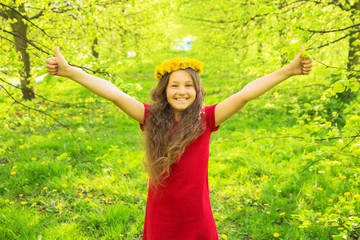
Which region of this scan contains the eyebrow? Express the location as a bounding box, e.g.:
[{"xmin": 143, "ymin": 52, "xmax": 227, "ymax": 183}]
[{"xmin": 169, "ymin": 80, "xmax": 193, "ymax": 84}]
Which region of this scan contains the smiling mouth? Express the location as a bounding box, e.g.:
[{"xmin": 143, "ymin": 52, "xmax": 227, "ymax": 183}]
[{"xmin": 175, "ymin": 98, "xmax": 188, "ymax": 102}]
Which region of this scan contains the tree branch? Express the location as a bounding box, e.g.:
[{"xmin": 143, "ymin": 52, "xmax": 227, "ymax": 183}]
[
  {"xmin": 307, "ymin": 30, "xmax": 360, "ymax": 50},
  {"xmin": 0, "ymin": 77, "xmax": 76, "ymax": 107},
  {"xmin": 30, "ymin": 10, "xmax": 43, "ymax": 20},
  {"xmin": 0, "ymin": 3, "xmax": 53, "ymax": 41},
  {"xmin": 340, "ymin": 131, "xmax": 360, "ymax": 151},
  {"xmin": 0, "ymin": 83, "xmax": 82, "ymax": 149},
  {"xmin": 300, "ymin": 23, "xmax": 360, "ymax": 33},
  {"xmin": 312, "ymin": 57, "xmax": 360, "ymax": 72}
]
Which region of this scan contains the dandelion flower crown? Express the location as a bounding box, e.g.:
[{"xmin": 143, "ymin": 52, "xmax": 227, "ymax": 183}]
[{"xmin": 154, "ymin": 57, "xmax": 203, "ymax": 80}]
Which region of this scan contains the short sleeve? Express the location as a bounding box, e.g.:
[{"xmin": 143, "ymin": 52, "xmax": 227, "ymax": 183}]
[
  {"xmin": 140, "ymin": 103, "xmax": 151, "ymax": 131},
  {"xmin": 204, "ymin": 104, "xmax": 220, "ymax": 132}
]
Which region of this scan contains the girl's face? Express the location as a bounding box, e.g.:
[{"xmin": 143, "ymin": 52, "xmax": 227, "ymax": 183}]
[{"xmin": 166, "ymin": 70, "xmax": 196, "ymax": 119}]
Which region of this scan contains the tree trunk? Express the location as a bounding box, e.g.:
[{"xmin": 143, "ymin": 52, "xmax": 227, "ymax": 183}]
[
  {"xmin": 347, "ymin": 1, "xmax": 360, "ymax": 75},
  {"xmin": 91, "ymin": 37, "xmax": 99, "ymax": 58},
  {"xmin": 9, "ymin": 4, "xmax": 35, "ymax": 100},
  {"xmin": 346, "ymin": 0, "xmax": 360, "ymax": 102}
]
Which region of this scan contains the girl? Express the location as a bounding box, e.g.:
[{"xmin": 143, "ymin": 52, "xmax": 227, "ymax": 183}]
[{"xmin": 46, "ymin": 46, "xmax": 312, "ymax": 240}]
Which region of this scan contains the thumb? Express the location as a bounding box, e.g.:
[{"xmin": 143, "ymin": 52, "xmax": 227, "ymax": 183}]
[
  {"xmin": 55, "ymin": 46, "xmax": 67, "ymax": 63},
  {"xmin": 294, "ymin": 45, "xmax": 304, "ymax": 59}
]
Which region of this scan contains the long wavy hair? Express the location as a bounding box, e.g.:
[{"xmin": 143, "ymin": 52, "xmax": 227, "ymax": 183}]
[{"xmin": 144, "ymin": 68, "xmax": 206, "ymax": 187}]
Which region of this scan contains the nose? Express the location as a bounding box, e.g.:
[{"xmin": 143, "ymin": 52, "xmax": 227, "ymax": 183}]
[{"xmin": 178, "ymin": 85, "xmax": 186, "ymax": 95}]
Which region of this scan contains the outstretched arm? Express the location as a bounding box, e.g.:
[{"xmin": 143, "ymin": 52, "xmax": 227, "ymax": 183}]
[
  {"xmin": 215, "ymin": 47, "xmax": 313, "ymax": 127},
  {"xmin": 46, "ymin": 47, "xmax": 145, "ymax": 123}
]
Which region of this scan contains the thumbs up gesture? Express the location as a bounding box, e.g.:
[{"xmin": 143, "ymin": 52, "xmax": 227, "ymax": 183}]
[
  {"xmin": 289, "ymin": 46, "xmax": 313, "ymax": 76},
  {"xmin": 45, "ymin": 46, "xmax": 71, "ymax": 77}
]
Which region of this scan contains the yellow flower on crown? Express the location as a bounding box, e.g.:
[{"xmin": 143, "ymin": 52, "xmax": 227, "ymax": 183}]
[{"xmin": 154, "ymin": 57, "xmax": 203, "ymax": 80}]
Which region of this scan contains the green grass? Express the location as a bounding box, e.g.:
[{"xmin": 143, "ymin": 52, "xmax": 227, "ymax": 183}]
[{"xmin": 0, "ymin": 50, "xmax": 359, "ymax": 239}]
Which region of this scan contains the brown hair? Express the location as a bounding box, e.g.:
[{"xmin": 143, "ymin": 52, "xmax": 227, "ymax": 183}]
[{"xmin": 144, "ymin": 68, "xmax": 206, "ymax": 187}]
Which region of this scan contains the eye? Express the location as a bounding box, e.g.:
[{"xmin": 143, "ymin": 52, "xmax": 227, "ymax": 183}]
[{"xmin": 186, "ymin": 84, "xmax": 193, "ymax": 87}]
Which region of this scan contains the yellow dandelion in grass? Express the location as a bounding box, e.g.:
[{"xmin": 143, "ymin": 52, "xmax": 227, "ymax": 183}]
[
  {"xmin": 21, "ymin": 202, "xmax": 27, "ymax": 205},
  {"xmin": 354, "ymin": 194, "xmax": 360, "ymax": 198},
  {"xmin": 280, "ymin": 212, "xmax": 285, "ymax": 216},
  {"xmin": 84, "ymin": 197, "xmax": 91, "ymax": 201},
  {"xmin": 142, "ymin": 194, "xmax": 147, "ymax": 198},
  {"xmin": 0, "ymin": 149, "xmax": 5, "ymax": 152},
  {"xmin": 52, "ymin": 189, "xmax": 57, "ymax": 192},
  {"xmin": 220, "ymin": 234, "xmax": 227, "ymax": 239},
  {"xmin": 344, "ymin": 192, "xmax": 350, "ymax": 196},
  {"xmin": 32, "ymin": 202, "xmax": 36, "ymax": 205},
  {"xmin": 79, "ymin": 192, "xmax": 83, "ymax": 196},
  {"xmin": 19, "ymin": 145, "xmax": 24, "ymax": 149},
  {"xmin": 73, "ymin": 216, "xmax": 79, "ymax": 220},
  {"xmin": 264, "ymin": 203, "xmax": 269, "ymax": 206},
  {"xmin": 273, "ymin": 233, "xmax": 280, "ymax": 238},
  {"xmin": 12, "ymin": 166, "xmax": 17, "ymax": 169},
  {"xmin": 88, "ymin": 194, "xmax": 93, "ymax": 198},
  {"xmin": 317, "ymin": 187, "xmax": 323, "ymax": 191},
  {"xmin": 328, "ymin": 199, "xmax": 333, "ymax": 202},
  {"xmin": 10, "ymin": 171, "xmax": 16, "ymax": 175},
  {"xmin": 18, "ymin": 194, "xmax": 24, "ymax": 197},
  {"xmin": 266, "ymin": 211, "xmax": 270, "ymax": 214},
  {"xmin": 43, "ymin": 187, "xmax": 48, "ymax": 190},
  {"xmin": 338, "ymin": 227, "xmax": 344, "ymax": 230},
  {"xmin": 254, "ymin": 197, "xmax": 260, "ymax": 200},
  {"xmin": 341, "ymin": 176, "xmax": 347, "ymax": 180},
  {"xmin": 31, "ymin": 157, "xmax": 36, "ymax": 160},
  {"xmin": 237, "ymin": 207, "xmax": 242, "ymax": 210},
  {"xmin": 331, "ymin": 222, "xmax": 339, "ymax": 226},
  {"xmin": 10, "ymin": 201, "xmax": 15, "ymax": 204},
  {"xmin": 120, "ymin": 201, "xmax": 124, "ymax": 205},
  {"xmin": 263, "ymin": 175, "xmax": 269, "ymax": 179},
  {"xmin": 62, "ymin": 184, "xmax": 67, "ymax": 187},
  {"xmin": 5, "ymin": 199, "xmax": 10, "ymax": 203}
]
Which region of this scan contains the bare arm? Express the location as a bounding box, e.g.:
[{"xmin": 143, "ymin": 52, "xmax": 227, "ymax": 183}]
[
  {"xmin": 215, "ymin": 48, "xmax": 313, "ymax": 127},
  {"xmin": 46, "ymin": 47, "xmax": 144, "ymax": 123}
]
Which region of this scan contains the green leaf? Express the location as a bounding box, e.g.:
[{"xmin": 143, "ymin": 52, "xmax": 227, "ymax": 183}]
[
  {"xmin": 300, "ymin": 49, "xmax": 311, "ymax": 59},
  {"xmin": 333, "ymin": 81, "xmax": 346, "ymax": 93},
  {"xmin": 43, "ymin": 74, "xmax": 57, "ymax": 86},
  {"xmin": 349, "ymin": 81, "xmax": 359, "ymax": 92}
]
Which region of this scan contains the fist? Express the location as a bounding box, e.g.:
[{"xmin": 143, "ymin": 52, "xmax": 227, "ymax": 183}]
[
  {"xmin": 45, "ymin": 46, "xmax": 71, "ymax": 77},
  {"xmin": 290, "ymin": 46, "xmax": 313, "ymax": 76}
]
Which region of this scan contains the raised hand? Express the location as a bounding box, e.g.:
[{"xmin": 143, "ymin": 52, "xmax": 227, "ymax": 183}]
[
  {"xmin": 289, "ymin": 46, "xmax": 313, "ymax": 76},
  {"xmin": 45, "ymin": 46, "xmax": 71, "ymax": 77}
]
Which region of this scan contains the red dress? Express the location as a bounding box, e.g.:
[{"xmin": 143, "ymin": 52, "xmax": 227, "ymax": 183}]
[{"xmin": 140, "ymin": 103, "xmax": 220, "ymax": 240}]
